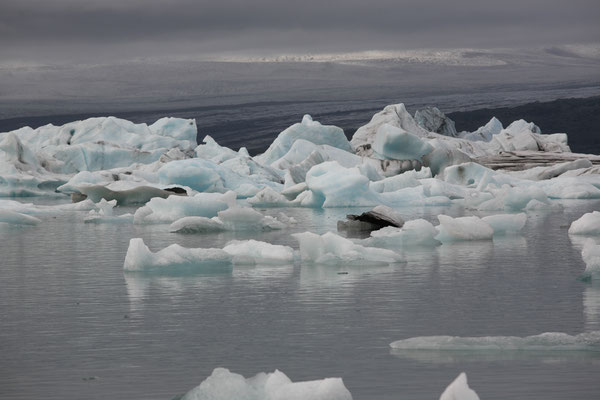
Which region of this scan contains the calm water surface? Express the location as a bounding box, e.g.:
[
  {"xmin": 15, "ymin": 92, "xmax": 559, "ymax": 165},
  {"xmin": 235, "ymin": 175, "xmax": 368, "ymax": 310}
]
[{"xmin": 1, "ymin": 199, "xmax": 599, "ymax": 399}]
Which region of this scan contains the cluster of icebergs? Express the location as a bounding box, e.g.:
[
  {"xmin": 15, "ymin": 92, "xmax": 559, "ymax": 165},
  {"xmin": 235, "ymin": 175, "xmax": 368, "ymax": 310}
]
[
  {"xmin": 180, "ymin": 368, "xmax": 480, "ymax": 400},
  {"xmin": 2, "ymin": 102, "xmax": 600, "ymax": 277},
  {"xmin": 3, "ymin": 102, "xmax": 599, "ymax": 399}
]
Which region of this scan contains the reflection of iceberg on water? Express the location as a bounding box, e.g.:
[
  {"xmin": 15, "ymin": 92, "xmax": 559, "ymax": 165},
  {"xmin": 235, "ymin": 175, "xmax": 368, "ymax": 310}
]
[{"xmin": 584, "ymin": 284, "xmax": 600, "ymax": 331}]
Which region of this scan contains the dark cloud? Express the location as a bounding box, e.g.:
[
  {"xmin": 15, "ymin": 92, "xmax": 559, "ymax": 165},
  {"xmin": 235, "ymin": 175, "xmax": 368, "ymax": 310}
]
[{"xmin": 1, "ymin": 0, "xmax": 599, "ymax": 63}]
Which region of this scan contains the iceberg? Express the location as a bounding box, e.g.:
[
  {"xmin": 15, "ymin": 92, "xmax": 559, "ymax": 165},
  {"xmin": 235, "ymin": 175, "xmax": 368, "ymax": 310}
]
[
  {"xmin": 84, "ymin": 198, "xmax": 133, "ymax": 224},
  {"xmin": 303, "ymin": 162, "xmax": 382, "ymax": 208},
  {"xmin": 169, "ymin": 216, "xmax": 226, "ymax": 233},
  {"xmin": 569, "ymin": 211, "xmax": 600, "ymax": 235},
  {"xmin": 180, "ymin": 367, "xmax": 352, "ymax": 400},
  {"xmin": 247, "ymin": 187, "xmax": 293, "ymax": 207},
  {"xmin": 439, "ymin": 373, "xmax": 480, "ymax": 400},
  {"xmin": 481, "ymin": 213, "xmax": 527, "ymax": 235},
  {"xmin": 222, "ymin": 240, "xmax": 295, "ymax": 264},
  {"xmin": 169, "ymin": 207, "xmax": 287, "ymax": 233},
  {"xmin": 123, "ymin": 238, "xmax": 232, "ymax": 272},
  {"xmin": 581, "ymin": 241, "xmax": 600, "ymax": 280},
  {"xmin": 217, "ymin": 207, "xmax": 286, "ymax": 231},
  {"xmin": 460, "ymin": 117, "xmax": 503, "ymax": 142},
  {"xmin": 292, "ymin": 231, "xmax": 402, "ymax": 265},
  {"xmin": 371, "ymin": 124, "xmax": 433, "ymax": 161},
  {"xmin": 124, "ymin": 238, "xmax": 295, "ymax": 270},
  {"xmin": 390, "ymin": 331, "xmax": 600, "ymax": 351},
  {"xmin": 0, "ymin": 209, "xmax": 41, "ymax": 225},
  {"xmin": 255, "ymin": 115, "xmax": 353, "ymax": 166},
  {"xmin": 414, "ymin": 106, "xmax": 458, "ymax": 137},
  {"xmin": 133, "ymin": 191, "xmax": 236, "ymax": 224},
  {"xmin": 435, "ymin": 215, "xmax": 494, "ymax": 242},
  {"xmin": 368, "ymin": 219, "xmax": 440, "ymax": 247}
]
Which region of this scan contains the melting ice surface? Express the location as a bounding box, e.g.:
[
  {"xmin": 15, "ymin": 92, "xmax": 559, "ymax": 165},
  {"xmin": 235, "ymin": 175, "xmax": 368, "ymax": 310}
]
[{"xmin": 2, "ymin": 104, "xmax": 600, "ymax": 399}]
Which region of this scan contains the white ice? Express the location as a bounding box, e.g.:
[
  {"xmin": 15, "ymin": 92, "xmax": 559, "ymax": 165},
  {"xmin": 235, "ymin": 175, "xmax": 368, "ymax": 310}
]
[
  {"xmin": 439, "ymin": 373, "xmax": 480, "ymax": 400},
  {"xmin": 293, "ymin": 231, "xmax": 402, "ymax": 265},
  {"xmin": 368, "ymin": 219, "xmax": 440, "ymax": 247},
  {"xmin": 581, "ymin": 241, "xmax": 600, "ymax": 280},
  {"xmin": 180, "ymin": 367, "xmax": 352, "ymax": 400},
  {"xmin": 133, "ymin": 191, "xmax": 236, "ymax": 224},
  {"xmin": 255, "ymin": 115, "xmax": 353, "ymax": 166},
  {"xmin": 481, "ymin": 213, "xmax": 526, "ymax": 235},
  {"xmin": 123, "ymin": 238, "xmax": 232, "ymax": 271},
  {"xmin": 435, "ymin": 215, "xmax": 494, "ymax": 242},
  {"xmin": 223, "ymin": 240, "xmax": 295, "ymax": 264},
  {"xmin": 390, "ymin": 331, "xmax": 600, "ymax": 351},
  {"xmin": 570, "ymin": 211, "xmax": 600, "ymax": 235}
]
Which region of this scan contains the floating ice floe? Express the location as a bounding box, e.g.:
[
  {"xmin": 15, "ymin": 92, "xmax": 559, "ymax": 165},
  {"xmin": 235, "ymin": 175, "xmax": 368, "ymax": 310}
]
[
  {"xmin": 222, "ymin": 240, "xmax": 295, "ymax": 264},
  {"xmin": 133, "ymin": 191, "xmax": 236, "ymax": 224},
  {"xmin": 0, "ymin": 198, "xmax": 96, "ymax": 216},
  {"xmin": 569, "ymin": 211, "xmax": 600, "ymax": 235},
  {"xmin": 581, "ymin": 241, "xmax": 600, "ymax": 280},
  {"xmin": 367, "ymin": 219, "xmax": 440, "ymax": 247},
  {"xmin": 169, "ymin": 207, "xmax": 287, "ymax": 233},
  {"xmin": 180, "ymin": 367, "xmax": 352, "ymax": 400},
  {"xmin": 390, "ymin": 331, "xmax": 600, "ymax": 351},
  {"xmin": 481, "ymin": 213, "xmax": 527, "ymax": 235},
  {"xmin": 293, "ymin": 231, "xmax": 402, "ymax": 265},
  {"xmin": 439, "ymin": 373, "xmax": 480, "ymax": 400},
  {"xmin": 123, "ymin": 238, "xmax": 295, "ymax": 271},
  {"xmin": 435, "ymin": 215, "xmax": 494, "ymax": 242},
  {"xmin": 123, "ymin": 238, "xmax": 232, "ymax": 271},
  {"xmin": 84, "ymin": 198, "xmax": 134, "ymax": 224},
  {"xmin": 0, "ymin": 209, "xmax": 42, "ymax": 225}
]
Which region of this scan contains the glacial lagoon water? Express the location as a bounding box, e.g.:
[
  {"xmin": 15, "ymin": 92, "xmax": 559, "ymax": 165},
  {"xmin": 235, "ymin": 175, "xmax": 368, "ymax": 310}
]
[{"xmin": 1, "ymin": 199, "xmax": 600, "ymax": 399}]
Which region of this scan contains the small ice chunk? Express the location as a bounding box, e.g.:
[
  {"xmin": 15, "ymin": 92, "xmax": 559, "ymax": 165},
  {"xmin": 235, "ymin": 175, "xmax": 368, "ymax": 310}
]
[
  {"xmin": 481, "ymin": 213, "xmax": 526, "ymax": 235},
  {"xmin": 0, "ymin": 210, "xmax": 41, "ymax": 225},
  {"xmin": 435, "ymin": 215, "xmax": 494, "ymax": 242},
  {"xmin": 181, "ymin": 367, "xmax": 352, "ymax": 400},
  {"xmin": 218, "ymin": 207, "xmax": 286, "ymax": 231},
  {"xmin": 169, "ymin": 216, "xmax": 226, "ymax": 233},
  {"xmin": 134, "ymin": 191, "xmax": 236, "ymax": 224},
  {"xmin": 369, "ymin": 219, "xmax": 440, "ymax": 247},
  {"xmin": 439, "ymin": 373, "xmax": 480, "ymax": 400},
  {"xmin": 292, "ymin": 231, "xmax": 402, "ymax": 265},
  {"xmin": 123, "ymin": 238, "xmax": 232, "ymax": 271},
  {"xmin": 223, "ymin": 240, "xmax": 295, "ymax": 264},
  {"xmin": 247, "ymin": 187, "xmax": 292, "ymax": 207},
  {"xmin": 569, "ymin": 211, "xmax": 600, "ymax": 235},
  {"xmin": 581, "ymin": 240, "xmax": 600, "ymax": 280}
]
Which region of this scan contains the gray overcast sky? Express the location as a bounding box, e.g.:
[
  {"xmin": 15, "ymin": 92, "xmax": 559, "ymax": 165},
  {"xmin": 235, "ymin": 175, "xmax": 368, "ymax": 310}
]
[{"xmin": 1, "ymin": 0, "xmax": 599, "ymax": 64}]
